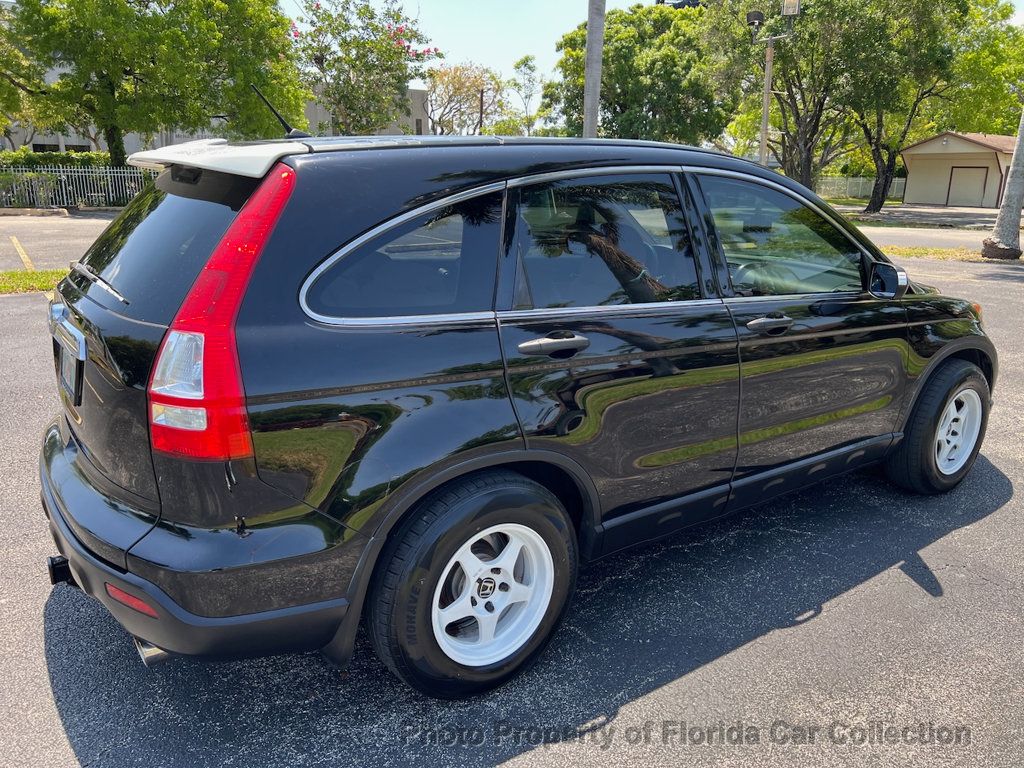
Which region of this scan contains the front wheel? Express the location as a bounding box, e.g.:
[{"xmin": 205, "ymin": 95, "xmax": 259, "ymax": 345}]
[
  {"xmin": 366, "ymin": 471, "xmax": 577, "ymax": 698},
  {"xmin": 885, "ymin": 359, "xmax": 990, "ymax": 494}
]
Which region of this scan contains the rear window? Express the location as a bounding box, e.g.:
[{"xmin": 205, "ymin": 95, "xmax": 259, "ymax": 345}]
[
  {"xmin": 71, "ymin": 167, "xmax": 257, "ymax": 324},
  {"xmin": 303, "ymin": 190, "xmax": 503, "ymax": 319}
]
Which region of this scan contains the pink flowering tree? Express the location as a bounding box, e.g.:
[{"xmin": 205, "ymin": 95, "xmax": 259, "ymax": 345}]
[{"xmin": 296, "ymin": 0, "xmax": 441, "ymax": 134}]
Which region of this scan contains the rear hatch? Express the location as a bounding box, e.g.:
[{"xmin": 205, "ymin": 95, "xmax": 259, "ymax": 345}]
[{"xmin": 51, "ymin": 167, "xmax": 258, "ymax": 504}]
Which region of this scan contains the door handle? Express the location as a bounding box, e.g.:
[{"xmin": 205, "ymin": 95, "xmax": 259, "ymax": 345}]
[
  {"xmin": 517, "ymin": 331, "xmax": 590, "ymax": 358},
  {"xmin": 746, "ymin": 314, "xmax": 793, "ymax": 335}
]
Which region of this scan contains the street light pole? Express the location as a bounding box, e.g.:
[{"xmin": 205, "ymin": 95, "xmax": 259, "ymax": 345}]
[
  {"xmin": 758, "ymin": 37, "xmax": 774, "ymax": 167},
  {"xmin": 749, "ymin": 1, "xmax": 800, "ymax": 167}
]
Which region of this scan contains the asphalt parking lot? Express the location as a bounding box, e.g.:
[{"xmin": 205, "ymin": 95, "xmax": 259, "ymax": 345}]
[
  {"xmin": 1, "ymin": 217, "xmax": 1022, "ymax": 767},
  {"xmin": 0, "ymin": 212, "xmax": 115, "ymax": 271}
]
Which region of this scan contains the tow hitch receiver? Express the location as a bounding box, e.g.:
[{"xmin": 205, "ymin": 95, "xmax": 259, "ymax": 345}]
[{"xmin": 47, "ymin": 555, "xmax": 76, "ymax": 587}]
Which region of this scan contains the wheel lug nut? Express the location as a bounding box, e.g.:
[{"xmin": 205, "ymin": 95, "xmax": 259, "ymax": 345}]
[
  {"xmin": 471, "ymin": 597, "xmax": 477, "ymax": 607},
  {"xmin": 498, "ymin": 582, "xmax": 509, "ymax": 592},
  {"xmin": 485, "ymin": 601, "xmax": 494, "ymax": 612},
  {"xmin": 491, "ymin": 567, "xmax": 501, "ymax": 574}
]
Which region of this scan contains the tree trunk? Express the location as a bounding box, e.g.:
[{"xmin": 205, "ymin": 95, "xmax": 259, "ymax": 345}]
[
  {"xmin": 797, "ymin": 141, "xmax": 814, "ymax": 189},
  {"xmin": 864, "ymin": 149, "xmax": 897, "ymax": 213},
  {"xmin": 582, "ymin": 0, "xmax": 605, "ymax": 138},
  {"xmin": 982, "ymin": 106, "xmax": 1024, "ymax": 260},
  {"xmin": 103, "ymin": 124, "xmax": 127, "ymax": 167}
]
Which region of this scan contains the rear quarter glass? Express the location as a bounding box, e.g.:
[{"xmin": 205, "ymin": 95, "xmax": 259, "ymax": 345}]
[{"xmin": 72, "ymin": 166, "xmax": 258, "ymax": 325}]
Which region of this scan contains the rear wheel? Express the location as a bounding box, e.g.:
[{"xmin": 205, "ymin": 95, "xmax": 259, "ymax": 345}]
[
  {"xmin": 885, "ymin": 359, "xmax": 990, "ymax": 494},
  {"xmin": 366, "ymin": 471, "xmax": 577, "ymax": 698}
]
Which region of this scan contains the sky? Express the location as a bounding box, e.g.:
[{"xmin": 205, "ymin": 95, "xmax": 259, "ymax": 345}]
[{"xmin": 284, "ymin": 0, "xmax": 1024, "ymax": 82}]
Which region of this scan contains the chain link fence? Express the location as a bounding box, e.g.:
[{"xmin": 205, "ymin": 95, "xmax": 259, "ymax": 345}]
[
  {"xmin": 0, "ymin": 166, "xmax": 155, "ymax": 208},
  {"xmin": 815, "ymin": 176, "xmax": 906, "ymax": 201}
]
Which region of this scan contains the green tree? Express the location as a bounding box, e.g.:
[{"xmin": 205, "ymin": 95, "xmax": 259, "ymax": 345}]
[
  {"xmin": 2, "ymin": 0, "xmax": 306, "ymax": 167},
  {"xmin": 0, "ymin": 3, "xmax": 47, "ymax": 149},
  {"xmin": 297, "ymin": 0, "xmax": 440, "ymax": 135},
  {"xmin": 836, "ymin": 0, "xmax": 969, "ymax": 212},
  {"xmin": 713, "ymin": 97, "xmax": 761, "ymax": 159},
  {"xmin": 508, "ymin": 55, "xmax": 543, "ymax": 136},
  {"xmin": 543, "ymin": 4, "xmax": 732, "ymax": 144},
  {"xmin": 703, "ymin": 0, "xmax": 859, "ymax": 188},
  {"xmin": 922, "ymin": 0, "xmax": 1024, "ymax": 134},
  {"xmin": 425, "ymin": 63, "xmax": 505, "ymax": 135}
]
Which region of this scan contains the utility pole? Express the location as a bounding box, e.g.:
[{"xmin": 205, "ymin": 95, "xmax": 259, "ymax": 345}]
[
  {"xmin": 583, "ymin": 0, "xmax": 606, "ymax": 138},
  {"xmin": 759, "ymin": 38, "xmax": 775, "ymax": 167},
  {"xmin": 748, "ymin": 1, "xmax": 801, "ymax": 167}
]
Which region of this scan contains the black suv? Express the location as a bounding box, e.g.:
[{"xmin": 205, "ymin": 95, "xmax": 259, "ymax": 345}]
[{"xmin": 41, "ymin": 136, "xmax": 996, "ymax": 697}]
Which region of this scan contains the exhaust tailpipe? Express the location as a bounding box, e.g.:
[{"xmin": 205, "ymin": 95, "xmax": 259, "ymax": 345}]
[{"xmin": 133, "ymin": 637, "xmax": 172, "ymax": 667}]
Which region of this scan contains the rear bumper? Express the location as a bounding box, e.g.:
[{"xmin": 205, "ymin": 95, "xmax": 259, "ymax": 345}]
[{"xmin": 40, "ymin": 420, "xmax": 351, "ymax": 659}]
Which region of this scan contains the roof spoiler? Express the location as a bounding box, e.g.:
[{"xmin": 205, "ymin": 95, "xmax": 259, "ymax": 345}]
[{"xmin": 128, "ymin": 138, "xmax": 310, "ymax": 178}]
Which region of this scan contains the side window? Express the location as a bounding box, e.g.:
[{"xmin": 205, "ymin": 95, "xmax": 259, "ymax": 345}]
[
  {"xmin": 304, "ymin": 191, "xmax": 502, "ymax": 318},
  {"xmin": 511, "ymin": 173, "xmax": 701, "ymax": 309},
  {"xmin": 698, "ymin": 175, "xmax": 864, "ymax": 297}
]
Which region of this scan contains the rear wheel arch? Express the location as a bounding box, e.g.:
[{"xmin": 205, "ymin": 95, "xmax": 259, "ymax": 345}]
[
  {"xmin": 369, "ymin": 452, "xmax": 601, "ymax": 560},
  {"xmin": 319, "ymin": 451, "xmax": 601, "ymax": 668}
]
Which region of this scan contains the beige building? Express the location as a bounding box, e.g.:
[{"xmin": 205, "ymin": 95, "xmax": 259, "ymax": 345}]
[
  {"xmin": 303, "ymin": 88, "xmax": 428, "ymax": 137},
  {"xmin": 902, "ymin": 132, "xmax": 1015, "ymax": 208}
]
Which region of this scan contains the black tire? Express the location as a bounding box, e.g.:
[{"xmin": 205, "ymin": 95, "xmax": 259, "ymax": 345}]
[
  {"xmin": 366, "ymin": 470, "xmax": 577, "ymax": 698},
  {"xmin": 885, "ymin": 359, "xmax": 990, "ymax": 494}
]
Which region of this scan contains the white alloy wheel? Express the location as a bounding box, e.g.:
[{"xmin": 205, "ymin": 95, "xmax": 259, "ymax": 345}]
[
  {"xmin": 934, "ymin": 387, "xmax": 983, "ymax": 476},
  {"xmin": 431, "ymin": 523, "xmax": 554, "ymax": 667}
]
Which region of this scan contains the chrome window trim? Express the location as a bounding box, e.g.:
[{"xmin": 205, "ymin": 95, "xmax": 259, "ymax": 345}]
[
  {"xmin": 497, "ymin": 298, "xmax": 726, "ymax": 322},
  {"xmin": 506, "ymin": 165, "xmax": 683, "ymax": 188},
  {"xmin": 302, "ymin": 163, "xmax": 869, "ymax": 327},
  {"xmin": 684, "ymin": 165, "xmax": 878, "ymax": 271},
  {"xmin": 722, "ymin": 291, "xmax": 865, "ymax": 304},
  {"xmin": 299, "ymin": 181, "xmax": 507, "ymax": 326}
]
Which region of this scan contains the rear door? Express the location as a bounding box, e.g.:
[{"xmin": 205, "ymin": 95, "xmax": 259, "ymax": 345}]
[
  {"xmin": 496, "ymin": 170, "xmax": 740, "ymax": 552},
  {"xmin": 691, "ymin": 171, "xmax": 909, "ymax": 509},
  {"xmin": 50, "ymin": 168, "xmax": 257, "ymax": 506}
]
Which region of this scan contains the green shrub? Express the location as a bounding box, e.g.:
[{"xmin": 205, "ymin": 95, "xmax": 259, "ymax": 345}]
[
  {"xmin": 0, "ymin": 170, "xmax": 59, "ymax": 206},
  {"xmin": 0, "ymin": 147, "xmax": 111, "ymax": 168}
]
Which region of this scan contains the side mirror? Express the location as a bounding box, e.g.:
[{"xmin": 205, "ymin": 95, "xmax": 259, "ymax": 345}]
[{"xmin": 868, "ymin": 262, "xmax": 909, "ymax": 300}]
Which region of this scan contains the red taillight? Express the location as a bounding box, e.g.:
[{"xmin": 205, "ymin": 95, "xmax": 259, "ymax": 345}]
[
  {"xmin": 105, "ymin": 583, "xmax": 159, "ymax": 618},
  {"xmin": 148, "ymin": 163, "xmax": 295, "ymax": 461}
]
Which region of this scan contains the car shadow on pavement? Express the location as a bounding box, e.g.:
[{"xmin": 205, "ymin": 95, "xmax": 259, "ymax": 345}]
[
  {"xmin": 974, "ymin": 265, "xmax": 1024, "ymax": 284},
  {"xmin": 44, "ymin": 456, "xmax": 1012, "ymax": 768}
]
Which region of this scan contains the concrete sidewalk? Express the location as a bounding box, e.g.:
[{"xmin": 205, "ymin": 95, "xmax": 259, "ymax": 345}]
[{"xmin": 832, "ymin": 203, "xmax": 1006, "ymax": 230}]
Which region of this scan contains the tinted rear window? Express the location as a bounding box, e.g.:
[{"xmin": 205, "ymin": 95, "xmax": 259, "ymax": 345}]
[
  {"xmin": 72, "ymin": 167, "xmax": 257, "ymax": 324},
  {"xmin": 303, "ymin": 190, "xmax": 503, "ymax": 319}
]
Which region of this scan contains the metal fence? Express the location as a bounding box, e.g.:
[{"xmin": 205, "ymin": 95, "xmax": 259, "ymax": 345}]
[
  {"xmin": 0, "ymin": 165, "xmax": 155, "ymax": 208},
  {"xmin": 815, "ymin": 176, "xmax": 906, "ymax": 201},
  {"xmin": 0, "ymin": 166, "xmax": 909, "ymax": 208}
]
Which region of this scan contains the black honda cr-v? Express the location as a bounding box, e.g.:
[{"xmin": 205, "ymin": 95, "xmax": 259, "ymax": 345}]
[{"xmin": 40, "ymin": 136, "xmax": 996, "ymax": 697}]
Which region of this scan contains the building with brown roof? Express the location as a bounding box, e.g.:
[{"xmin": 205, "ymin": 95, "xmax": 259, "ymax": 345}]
[{"xmin": 901, "ymin": 131, "xmax": 1017, "ymax": 208}]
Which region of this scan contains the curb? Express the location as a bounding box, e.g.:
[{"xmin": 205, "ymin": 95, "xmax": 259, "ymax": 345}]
[{"xmin": 0, "ymin": 207, "xmax": 69, "ymax": 217}]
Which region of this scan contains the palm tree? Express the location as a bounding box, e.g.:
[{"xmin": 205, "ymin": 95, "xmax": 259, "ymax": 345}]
[
  {"xmin": 982, "ymin": 106, "xmax": 1024, "ymax": 260},
  {"xmin": 582, "ymin": 0, "xmax": 606, "ymax": 138}
]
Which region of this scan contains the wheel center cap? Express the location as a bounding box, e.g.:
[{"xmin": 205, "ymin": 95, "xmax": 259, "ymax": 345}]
[{"xmin": 476, "ymin": 576, "xmax": 496, "ymax": 599}]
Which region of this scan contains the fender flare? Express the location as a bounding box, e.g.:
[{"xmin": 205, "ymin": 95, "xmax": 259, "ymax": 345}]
[{"xmin": 896, "ymin": 336, "xmax": 997, "ymax": 434}]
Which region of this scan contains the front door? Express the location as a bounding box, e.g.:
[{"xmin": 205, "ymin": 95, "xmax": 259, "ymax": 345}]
[
  {"xmin": 496, "ymin": 171, "xmax": 740, "ymax": 552},
  {"xmin": 692, "ymin": 171, "xmax": 909, "ymax": 509}
]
